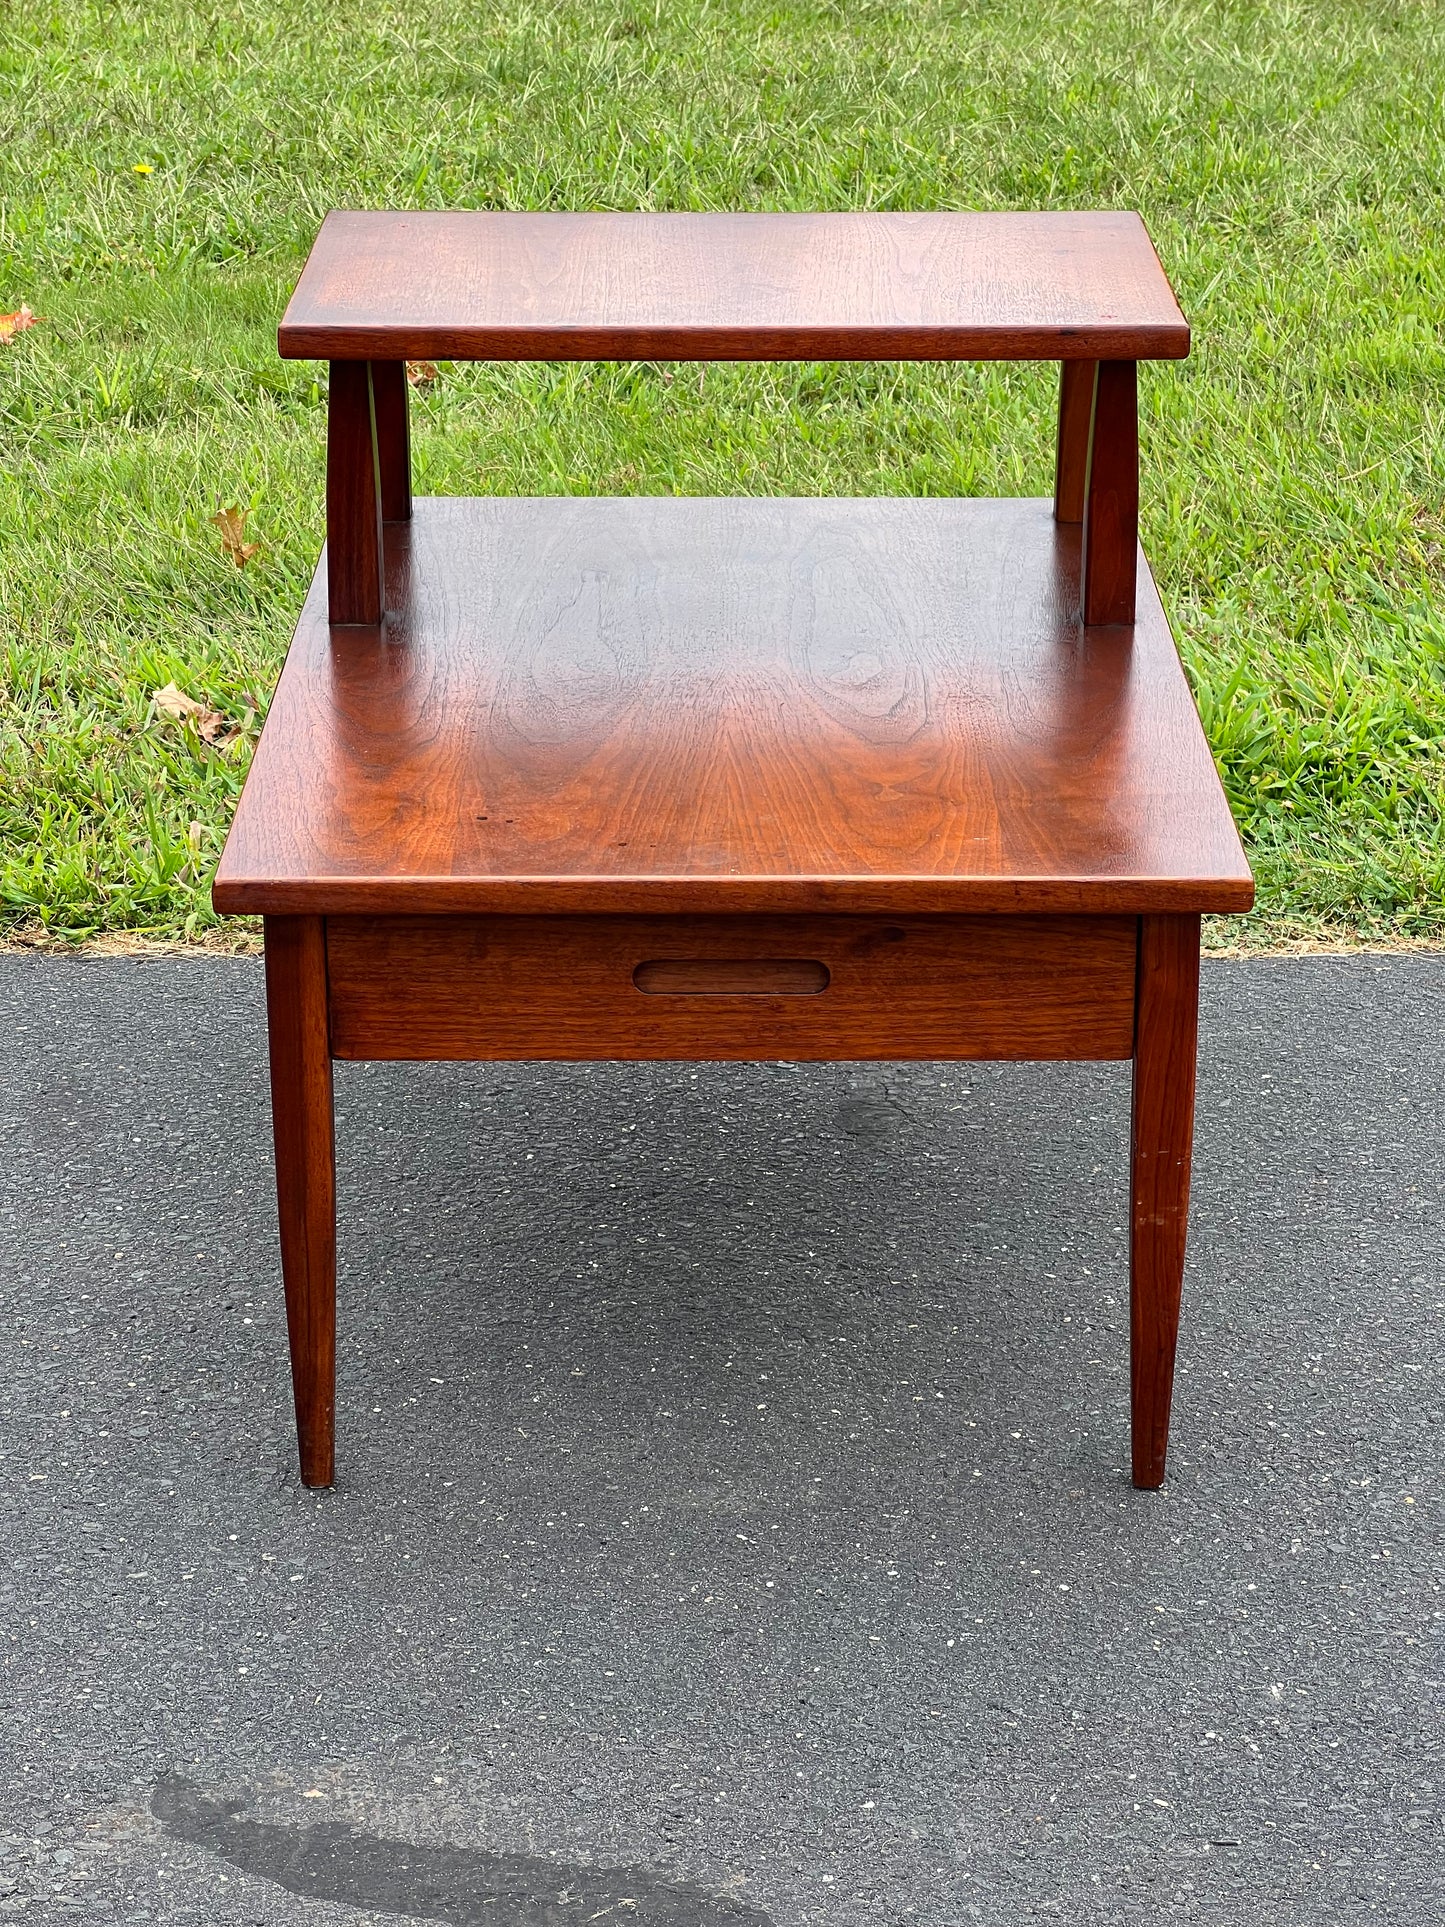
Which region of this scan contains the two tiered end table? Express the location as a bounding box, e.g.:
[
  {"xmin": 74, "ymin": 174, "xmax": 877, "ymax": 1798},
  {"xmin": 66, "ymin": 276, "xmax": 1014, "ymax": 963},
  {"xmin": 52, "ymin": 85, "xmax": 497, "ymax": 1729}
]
[{"xmin": 213, "ymin": 211, "xmax": 1253, "ymax": 1489}]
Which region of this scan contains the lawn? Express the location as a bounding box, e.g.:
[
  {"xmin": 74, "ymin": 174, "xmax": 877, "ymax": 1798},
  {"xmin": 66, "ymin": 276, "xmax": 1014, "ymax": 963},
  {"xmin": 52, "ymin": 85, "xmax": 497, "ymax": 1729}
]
[{"xmin": 1, "ymin": 0, "xmax": 1442, "ymax": 946}]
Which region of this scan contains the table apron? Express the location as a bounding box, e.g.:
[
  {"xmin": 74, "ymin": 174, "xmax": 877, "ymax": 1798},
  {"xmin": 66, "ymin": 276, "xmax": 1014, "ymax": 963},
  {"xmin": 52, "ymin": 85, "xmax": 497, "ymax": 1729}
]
[{"xmin": 323, "ymin": 913, "xmax": 1138, "ymax": 1062}]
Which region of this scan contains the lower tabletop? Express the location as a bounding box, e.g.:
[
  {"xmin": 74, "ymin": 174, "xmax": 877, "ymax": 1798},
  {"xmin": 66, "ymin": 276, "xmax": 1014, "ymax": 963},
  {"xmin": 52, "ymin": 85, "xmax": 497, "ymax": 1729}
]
[
  {"xmin": 214, "ymin": 496, "xmax": 1254, "ymax": 920},
  {"xmin": 322, "ymin": 912, "xmax": 1137, "ymax": 1062}
]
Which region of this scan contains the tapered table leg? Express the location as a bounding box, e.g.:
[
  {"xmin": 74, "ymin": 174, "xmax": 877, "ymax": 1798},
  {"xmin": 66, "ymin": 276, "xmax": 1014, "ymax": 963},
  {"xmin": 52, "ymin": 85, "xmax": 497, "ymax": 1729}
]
[
  {"xmin": 1081, "ymin": 358, "xmax": 1139, "ymax": 625},
  {"xmin": 326, "ymin": 360, "xmax": 385, "ymax": 625},
  {"xmin": 264, "ymin": 915, "xmax": 336, "ymax": 1487},
  {"xmin": 1054, "ymin": 358, "xmax": 1096, "ymax": 524},
  {"xmin": 1130, "ymin": 912, "xmax": 1200, "ymax": 1488},
  {"xmin": 370, "ymin": 358, "xmax": 412, "ymax": 525}
]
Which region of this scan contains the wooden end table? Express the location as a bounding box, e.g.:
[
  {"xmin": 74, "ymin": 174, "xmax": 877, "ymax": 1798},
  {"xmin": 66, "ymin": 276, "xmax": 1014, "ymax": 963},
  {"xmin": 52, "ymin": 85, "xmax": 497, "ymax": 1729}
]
[{"xmin": 214, "ymin": 211, "xmax": 1253, "ymax": 1490}]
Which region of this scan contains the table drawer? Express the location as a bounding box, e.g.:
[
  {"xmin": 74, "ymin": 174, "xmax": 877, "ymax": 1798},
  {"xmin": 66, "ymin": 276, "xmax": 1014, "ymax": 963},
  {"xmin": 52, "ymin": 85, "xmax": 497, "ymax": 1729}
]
[{"xmin": 325, "ymin": 914, "xmax": 1136, "ymax": 1061}]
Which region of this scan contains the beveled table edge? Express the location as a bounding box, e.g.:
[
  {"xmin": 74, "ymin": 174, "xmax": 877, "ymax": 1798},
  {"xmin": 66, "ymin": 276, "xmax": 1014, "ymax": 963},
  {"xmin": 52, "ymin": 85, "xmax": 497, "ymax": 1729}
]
[
  {"xmin": 277, "ymin": 323, "xmax": 1191, "ymax": 362},
  {"xmin": 212, "ymin": 874, "xmax": 1256, "ymax": 917}
]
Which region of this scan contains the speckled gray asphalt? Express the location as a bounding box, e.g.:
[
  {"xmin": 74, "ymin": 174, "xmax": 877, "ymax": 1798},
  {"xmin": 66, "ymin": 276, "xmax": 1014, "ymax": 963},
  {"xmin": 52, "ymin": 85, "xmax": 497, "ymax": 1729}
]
[{"xmin": 1, "ymin": 953, "xmax": 1441, "ymax": 1927}]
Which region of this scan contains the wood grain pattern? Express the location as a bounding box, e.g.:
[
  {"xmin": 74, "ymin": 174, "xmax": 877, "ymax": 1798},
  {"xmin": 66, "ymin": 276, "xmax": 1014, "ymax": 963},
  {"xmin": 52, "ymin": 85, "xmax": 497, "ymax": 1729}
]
[
  {"xmin": 214, "ymin": 497, "xmax": 1252, "ymax": 918},
  {"xmin": 1081, "ymin": 359, "xmax": 1139, "ymax": 626},
  {"xmin": 263, "ymin": 915, "xmax": 337, "ymax": 1487},
  {"xmin": 1054, "ymin": 358, "xmax": 1095, "ymax": 523},
  {"xmin": 324, "ymin": 913, "xmax": 1137, "ymax": 1061},
  {"xmin": 370, "ymin": 358, "xmax": 411, "ymax": 524},
  {"xmin": 325, "ymin": 359, "xmax": 384, "ymax": 625},
  {"xmin": 1129, "ymin": 911, "xmax": 1200, "ymax": 1489},
  {"xmin": 279, "ymin": 211, "xmax": 1190, "ymax": 363}
]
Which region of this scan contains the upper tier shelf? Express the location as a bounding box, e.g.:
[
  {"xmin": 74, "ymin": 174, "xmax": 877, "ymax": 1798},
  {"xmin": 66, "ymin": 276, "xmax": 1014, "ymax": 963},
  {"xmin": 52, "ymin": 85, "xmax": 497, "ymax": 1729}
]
[{"xmin": 279, "ymin": 211, "xmax": 1190, "ymax": 364}]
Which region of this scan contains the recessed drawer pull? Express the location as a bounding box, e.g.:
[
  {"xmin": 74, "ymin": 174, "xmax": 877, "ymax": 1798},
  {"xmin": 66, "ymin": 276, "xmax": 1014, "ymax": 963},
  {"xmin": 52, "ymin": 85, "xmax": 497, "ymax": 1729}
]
[{"xmin": 632, "ymin": 958, "xmax": 830, "ymax": 997}]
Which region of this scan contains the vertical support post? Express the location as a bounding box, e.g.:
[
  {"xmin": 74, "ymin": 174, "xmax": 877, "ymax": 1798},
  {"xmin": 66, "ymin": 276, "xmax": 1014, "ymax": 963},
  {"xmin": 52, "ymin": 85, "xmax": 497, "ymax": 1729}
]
[
  {"xmin": 1081, "ymin": 358, "xmax": 1138, "ymax": 625},
  {"xmin": 370, "ymin": 358, "xmax": 412, "ymax": 524},
  {"xmin": 264, "ymin": 915, "xmax": 337, "ymax": 1488},
  {"xmin": 326, "ymin": 359, "xmax": 385, "ymax": 625},
  {"xmin": 1053, "ymin": 359, "xmax": 1095, "ymax": 523},
  {"xmin": 1130, "ymin": 912, "xmax": 1200, "ymax": 1489}
]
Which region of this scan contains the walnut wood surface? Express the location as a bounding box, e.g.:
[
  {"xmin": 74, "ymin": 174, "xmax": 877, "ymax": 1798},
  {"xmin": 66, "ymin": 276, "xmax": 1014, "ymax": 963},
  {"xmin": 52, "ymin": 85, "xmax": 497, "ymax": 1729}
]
[
  {"xmin": 263, "ymin": 916, "xmax": 337, "ymax": 1487},
  {"xmin": 1053, "ymin": 359, "xmax": 1095, "ymax": 523},
  {"xmin": 1129, "ymin": 912, "xmax": 1200, "ymax": 1489},
  {"xmin": 279, "ymin": 211, "xmax": 1190, "ymax": 363},
  {"xmin": 325, "ymin": 913, "xmax": 1137, "ymax": 1061},
  {"xmin": 632, "ymin": 956, "xmax": 831, "ymax": 996},
  {"xmin": 214, "ymin": 497, "xmax": 1252, "ymax": 918},
  {"xmin": 371, "ymin": 358, "xmax": 411, "ymax": 524},
  {"xmin": 1082, "ymin": 359, "xmax": 1140, "ymax": 625},
  {"xmin": 325, "ymin": 360, "xmax": 384, "ymax": 625}
]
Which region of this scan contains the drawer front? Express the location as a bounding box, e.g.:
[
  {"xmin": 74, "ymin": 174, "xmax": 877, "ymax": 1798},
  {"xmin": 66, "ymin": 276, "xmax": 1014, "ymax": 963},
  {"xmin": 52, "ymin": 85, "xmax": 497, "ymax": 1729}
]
[{"xmin": 325, "ymin": 914, "xmax": 1136, "ymax": 1062}]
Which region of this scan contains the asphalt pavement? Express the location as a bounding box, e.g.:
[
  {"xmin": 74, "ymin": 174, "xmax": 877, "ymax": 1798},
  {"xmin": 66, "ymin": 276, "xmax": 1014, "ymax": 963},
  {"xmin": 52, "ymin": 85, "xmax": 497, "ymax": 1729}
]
[{"xmin": 0, "ymin": 950, "xmax": 1441, "ymax": 1926}]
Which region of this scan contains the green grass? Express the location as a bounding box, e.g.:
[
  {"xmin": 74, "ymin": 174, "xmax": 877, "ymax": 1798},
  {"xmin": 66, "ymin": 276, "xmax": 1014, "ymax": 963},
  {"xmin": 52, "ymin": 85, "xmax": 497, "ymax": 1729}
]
[{"xmin": 2, "ymin": 0, "xmax": 1442, "ymax": 945}]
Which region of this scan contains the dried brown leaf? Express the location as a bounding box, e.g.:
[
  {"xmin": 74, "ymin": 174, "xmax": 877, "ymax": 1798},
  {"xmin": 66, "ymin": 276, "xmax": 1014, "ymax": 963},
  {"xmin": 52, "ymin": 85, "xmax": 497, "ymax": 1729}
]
[
  {"xmin": 211, "ymin": 504, "xmax": 260, "ymax": 567},
  {"xmin": 152, "ymin": 682, "xmax": 245, "ymax": 750},
  {"xmin": 0, "ymin": 304, "xmax": 39, "ymax": 345},
  {"xmin": 153, "ymin": 681, "xmax": 204, "ymax": 723},
  {"xmin": 198, "ymin": 712, "xmax": 245, "ymax": 750}
]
